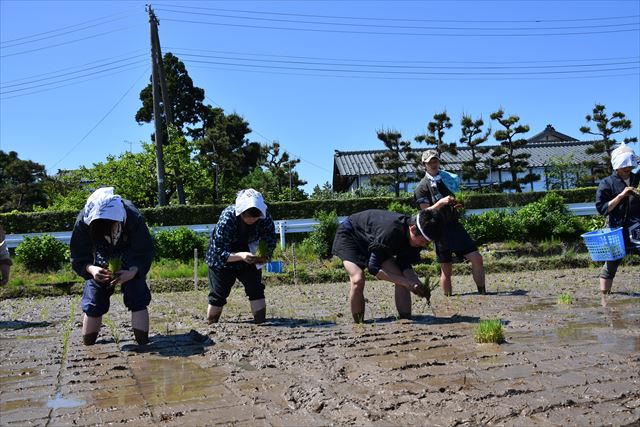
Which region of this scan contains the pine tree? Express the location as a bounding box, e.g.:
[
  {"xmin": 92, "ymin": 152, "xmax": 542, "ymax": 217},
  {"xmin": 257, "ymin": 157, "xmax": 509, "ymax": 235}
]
[
  {"xmin": 459, "ymin": 115, "xmax": 491, "ymax": 189},
  {"xmin": 489, "ymin": 109, "xmax": 539, "ymax": 193},
  {"xmin": 371, "ymin": 130, "xmax": 417, "ymax": 197},
  {"xmin": 580, "ymin": 104, "xmax": 638, "ymax": 177}
]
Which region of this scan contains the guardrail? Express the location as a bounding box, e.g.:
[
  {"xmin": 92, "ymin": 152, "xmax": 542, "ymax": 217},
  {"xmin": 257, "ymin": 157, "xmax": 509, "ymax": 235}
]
[{"xmin": 4, "ymin": 202, "xmax": 597, "ymax": 249}]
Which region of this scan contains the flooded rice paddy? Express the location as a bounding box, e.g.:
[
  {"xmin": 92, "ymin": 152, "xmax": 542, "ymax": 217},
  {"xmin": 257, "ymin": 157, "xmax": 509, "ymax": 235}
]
[{"xmin": 0, "ymin": 266, "xmax": 638, "ymax": 426}]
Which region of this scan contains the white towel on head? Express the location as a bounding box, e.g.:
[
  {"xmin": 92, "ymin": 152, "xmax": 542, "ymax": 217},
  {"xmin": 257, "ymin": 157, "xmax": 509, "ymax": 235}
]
[
  {"xmin": 234, "ymin": 188, "xmax": 267, "ymax": 218},
  {"xmin": 611, "ymin": 151, "xmax": 638, "ymax": 170},
  {"xmin": 82, "ymin": 187, "xmax": 126, "ymax": 225}
]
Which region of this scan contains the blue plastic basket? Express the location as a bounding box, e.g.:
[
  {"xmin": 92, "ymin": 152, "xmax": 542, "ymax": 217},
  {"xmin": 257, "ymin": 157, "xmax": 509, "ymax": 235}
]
[
  {"xmin": 581, "ymin": 227, "xmax": 626, "ymax": 261},
  {"xmin": 265, "ymin": 260, "xmax": 284, "ymax": 273}
]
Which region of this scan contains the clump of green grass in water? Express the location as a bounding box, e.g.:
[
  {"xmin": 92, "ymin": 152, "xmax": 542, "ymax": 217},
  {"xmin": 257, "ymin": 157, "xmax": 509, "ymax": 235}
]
[
  {"xmin": 557, "ymin": 293, "xmax": 573, "ymax": 305},
  {"xmin": 475, "ymin": 319, "xmax": 504, "ymax": 344}
]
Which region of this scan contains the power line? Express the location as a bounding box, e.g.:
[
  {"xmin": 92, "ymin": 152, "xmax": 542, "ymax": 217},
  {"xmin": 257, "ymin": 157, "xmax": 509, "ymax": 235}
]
[
  {"xmin": 155, "ymin": 7, "xmax": 639, "ymax": 31},
  {"xmin": 1, "ymin": 55, "xmax": 147, "ymax": 90},
  {"xmin": 0, "ymin": 63, "xmax": 148, "ymax": 100},
  {"xmin": 166, "ymin": 46, "xmax": 639, "ymax": 66},
  {"xmin": 0, "ymin": 26, "xmax": 135, "ymax": 58},
  {"xmin": 179, "ymin": 57, "xmax": 640, "ymax": 76},
  {"xmin": 0, "ymin": 49, "xmax": 147, "ymax": 85},
  {"xmin": 171, "ymin": 51, "xmax": 639, "ymax": 71},
  {"xmin": 160, "ymin": 17, "xmax": 639, "ymax": 37},
  {"xmin": 0, "ymin": 8, "xmax": 137, "ymax": 45},
  {"xmin": 159, "ymin": 4, "xmax": 639, "ymax": 24},
  {"xmin": 189, "ymin": 62, "xmax": 639, "ymax": 82},
  {"xmin": 1, "ymin": 15, "xmax": 133, "ymax": 49},
  {"xmin": 49, "ymin": 68, "xmax": 149, "ymax": 171},
  {"xmin": 204, "ymin": 95, "xmax": 331, "ymax": 173}
]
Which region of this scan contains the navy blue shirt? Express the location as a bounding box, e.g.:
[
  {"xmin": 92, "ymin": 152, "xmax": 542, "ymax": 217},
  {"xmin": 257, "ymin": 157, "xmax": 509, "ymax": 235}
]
[{"xmin": 205, "ymin": 205, "xmax": 277, "ymax": 270}]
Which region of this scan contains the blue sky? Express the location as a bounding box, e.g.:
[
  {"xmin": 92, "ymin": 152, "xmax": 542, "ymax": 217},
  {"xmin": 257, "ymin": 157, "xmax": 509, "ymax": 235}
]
[{"xmin": 1, "ymin": 0, "xmax": 639, "ymax": 195}]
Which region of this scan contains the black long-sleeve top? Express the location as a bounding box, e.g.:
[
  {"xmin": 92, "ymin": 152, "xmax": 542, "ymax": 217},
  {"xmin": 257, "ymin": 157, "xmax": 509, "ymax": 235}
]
[
  {"xmin": 70, "ymin": 200, "xmax": 154, "ymax": 280},
  {"xmin": 346, "ymin": 209, "xmax": 421, "ymax": 273}
]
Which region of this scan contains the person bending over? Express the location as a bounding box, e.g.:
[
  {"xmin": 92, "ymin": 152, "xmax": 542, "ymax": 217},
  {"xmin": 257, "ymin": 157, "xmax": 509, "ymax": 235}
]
[
  {"xmin": 71, "ymin": 187, "xmax": 154, "ymax": 346},
  {"xmin": 204, "ymin": 189, "xmax": 277, "ymax": 324},
  {"xmin": 332, "ymin": 209, "xmax": 443, "ymax": 323}
]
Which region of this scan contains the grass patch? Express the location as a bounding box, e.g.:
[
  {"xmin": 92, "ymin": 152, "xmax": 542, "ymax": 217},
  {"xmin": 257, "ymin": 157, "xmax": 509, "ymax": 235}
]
[
  {"xmin": 557, "ymin": 293, "xmax": 573, "ymax": 305},
  {"xmin": 475, "ymin": 319, "xmax": 504, "ymax": 344}
]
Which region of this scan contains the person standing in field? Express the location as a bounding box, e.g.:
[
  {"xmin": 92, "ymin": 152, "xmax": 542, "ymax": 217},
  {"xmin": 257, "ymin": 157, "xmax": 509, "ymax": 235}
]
[
  {"xmin": 595, "ymin": 146, "xmax": 639, "ymax": 295},
  {"xmin": 70, "ymin": 187, "xmax": 154, "ymax": 346},
  {"xmin": 0, "ymin": 226, "xmax": 12, "ymax": 286},
  {"xmin": 204, "ymin": 189, "xmax": 277, "ymax": 324},
  {"xmin": 331, "ymin": 209, "xmax": 443, "ymax": 323},
  {"xmin": 414, "ymin": 150, "xmax": 487, "ymax": 296}
]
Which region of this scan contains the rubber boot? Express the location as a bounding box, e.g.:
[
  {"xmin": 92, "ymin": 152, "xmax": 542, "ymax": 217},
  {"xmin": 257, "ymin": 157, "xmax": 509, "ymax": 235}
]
[
  {"xmin": 133, "ymin": 328, "xmax": 149, "ymax": 345},
  {"xmin": 477, "ymin": 286, "xmax": 487, "ymax": 295},
  {"xmin": 397, "ymin": 312, "xmax": 412, "ymax": 320},
  {"xmin": 83, "ymin": 332, "xmax": 98, "ymax": 346}
]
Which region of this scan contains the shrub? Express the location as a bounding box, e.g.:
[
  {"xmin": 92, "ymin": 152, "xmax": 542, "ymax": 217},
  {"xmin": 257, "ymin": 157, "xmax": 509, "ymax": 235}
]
[
  {"xmin": 557, "ymin": 293, "xmax": 573, "ymax": 305},
  {"xmin": 387, "ymin": 200, "xmax": 416, "ymax": 215},
  {"xmin": 15, "ymin": 234, "xmax": 69, "ymax": 272},
  {"xmin": 462, "ymin": 210, "xmax": 522, "ymax": 245},
  {"xmin": 305, "ymin": 210, "xmax": 339, "ymax": 259},
  {"xmin": 514, "ymin": 193, "xmax": 585, "ymax": 241},
  {"xmin": 153, "ymin": 227, "xmax": 207, "ymax": 261}
]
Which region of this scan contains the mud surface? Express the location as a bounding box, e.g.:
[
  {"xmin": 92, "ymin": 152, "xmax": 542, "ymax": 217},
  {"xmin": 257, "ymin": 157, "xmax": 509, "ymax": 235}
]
[{"xmin": 1, "ymin": 267, "xmax": 639, "ymax": 426}]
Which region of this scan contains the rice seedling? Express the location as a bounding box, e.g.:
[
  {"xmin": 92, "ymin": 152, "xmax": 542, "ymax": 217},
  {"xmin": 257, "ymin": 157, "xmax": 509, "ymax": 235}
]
[
  {"xmin": 103, "ymin": 314, "xmax": 120, "ymax": 345},
  {"xmin": 474, "ymin": 319, "xmax": 504, "ymax": 344},
  {"xmin": 557, "ymin": 293, "xmax": 573, "ymax": 305}
]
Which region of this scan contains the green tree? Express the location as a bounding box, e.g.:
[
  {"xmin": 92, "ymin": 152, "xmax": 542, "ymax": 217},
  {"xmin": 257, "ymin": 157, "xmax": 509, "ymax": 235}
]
[
  {"xmin": 371, "ymin": 130, "xmax": 417, "ymax": 197},
  {"xmin": 197, "ymin": 111, "xmax": 264, "ymax": 202},
  {"xmin": 545, "ymin": 154, "xmax": 590, "ymax": 190},
  {"xmin": 415, "ymin": 111, "xmax": 458, "ymax": 168},
  {"xmin": 459, "ymin": 115, "xmax": 491, "ymax": 189},
  {"xmin": 136, "ymin": 53, "xmax": 207, "ymax": 204},
  {"xmin": 0, "ymin": 150, "xmax": 48, "ymax": 212},
  {"xmin": 310, "ymin": 182, "xmax": 335, "ymax": 200},
  {"xmin": 580, "ymin": 104, "xmax": 638, "ymax": 177},
  {"xmin": 262, "ymin": 141, "xmax": 307, "ymax": 198},
  {"xmin": 490, "ymin": 109, "xmax": 539, "ymax": 192}
]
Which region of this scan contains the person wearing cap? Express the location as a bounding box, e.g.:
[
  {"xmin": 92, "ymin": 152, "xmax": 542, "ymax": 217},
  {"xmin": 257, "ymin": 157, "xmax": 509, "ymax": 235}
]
[
  {"xmin": 414, "ymin": 149, "xmax": 487, "ymax": 296},
  {"xmin": 595, "ymin": 146, "xmax": 640, "ymax": 295},
  {"xmin": 331, "ymin": 209, "xmax": 443, "ymax": 323},
  {"xmin": 0, "ymin": 225, "xmax": 12, "ymax": 286},
  {"xmin": 204, "ymin": 189, "xmax": 277, "ymax": 324},
  {"xmin": 70, "ymin": 187, "xmax": 154, "ymax": 346}
]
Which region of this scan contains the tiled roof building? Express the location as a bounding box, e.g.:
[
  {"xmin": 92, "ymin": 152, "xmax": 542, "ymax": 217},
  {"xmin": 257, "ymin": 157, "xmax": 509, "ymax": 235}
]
[{"xmin": 333, "ymin": 125, "xmax": 605, "ymax": 192}]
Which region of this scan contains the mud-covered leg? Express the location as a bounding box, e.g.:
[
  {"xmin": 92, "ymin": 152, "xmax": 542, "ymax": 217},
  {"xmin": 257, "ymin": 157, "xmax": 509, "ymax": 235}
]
[
  {"xmin": 82, "ymin": 314, "xmax": 102, "ymax": 346},
  {"xmin": 132, "ymin": 309, "xmax": 149, "ymax": 345}
]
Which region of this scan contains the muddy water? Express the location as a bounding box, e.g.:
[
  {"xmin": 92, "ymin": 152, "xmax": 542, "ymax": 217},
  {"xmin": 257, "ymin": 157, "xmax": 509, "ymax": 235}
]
[{"xmin": 1, "ymin": 267, "xmax": 638, "ymax": 426}]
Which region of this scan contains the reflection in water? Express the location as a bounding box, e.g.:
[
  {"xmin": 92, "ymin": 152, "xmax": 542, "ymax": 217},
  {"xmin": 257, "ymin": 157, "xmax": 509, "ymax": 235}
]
[
  {"xmin": 93, "ymin": 358, "xmax": 230, "ymax": 408},
  {"xmin": 47, "ymin": 392, "xmax": 85, "ymax": 409}
]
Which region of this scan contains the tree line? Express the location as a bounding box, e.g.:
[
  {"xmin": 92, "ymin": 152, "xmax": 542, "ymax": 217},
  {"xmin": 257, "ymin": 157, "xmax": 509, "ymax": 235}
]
[
  {"xmin": 371, "ymin": 105, "xmax": 637, "ymax": 197},
  {"xmin": 0, "ymin": 52, "xmax": 637, "ymax": 213}
]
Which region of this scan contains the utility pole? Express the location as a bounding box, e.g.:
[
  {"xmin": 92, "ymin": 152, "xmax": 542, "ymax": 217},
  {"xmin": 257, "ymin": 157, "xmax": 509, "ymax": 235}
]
[
  {"xmin": 147, "ymin": 5, "xmax": 167, "ymax": 206},
  {"xmin": 151, "ymin": 11, "xmax": 186, "ymax": 204}
]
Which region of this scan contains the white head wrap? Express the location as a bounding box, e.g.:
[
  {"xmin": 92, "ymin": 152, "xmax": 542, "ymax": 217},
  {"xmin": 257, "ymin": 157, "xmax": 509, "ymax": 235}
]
[
  {"xmin": 415, "ymin": 211, "xmax": 432, "ymax": 242},
  {"xmin": 82, "ymin": 187, "xmax": 126, "ymax": 226},
  {"xmin": 611, "ymin": 151, "xmax": 638, "ymax": 170},
  {"xmin": 234, "ymin": 188, "xmax": 267, "ymax": 218}
]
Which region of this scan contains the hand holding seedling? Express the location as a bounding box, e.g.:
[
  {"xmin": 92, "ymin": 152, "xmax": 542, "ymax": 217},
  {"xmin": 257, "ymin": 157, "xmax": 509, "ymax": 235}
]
[
  {"xmin": 86, "ymin": 265, "xmax": 112, "ymax": 284},
  {"xmin": 110, "ymin": 266, "xmax": 137, "ymax": 286},
  {"xmin": 622, "ymin": 186, "xmax": 640, "ymax": 199}
]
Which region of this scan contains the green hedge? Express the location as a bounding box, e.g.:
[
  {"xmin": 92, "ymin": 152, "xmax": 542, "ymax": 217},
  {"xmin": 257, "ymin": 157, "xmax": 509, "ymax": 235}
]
[{"xmin": 0, "ymin": 188, "xmax": 596, "ymax": 234}]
